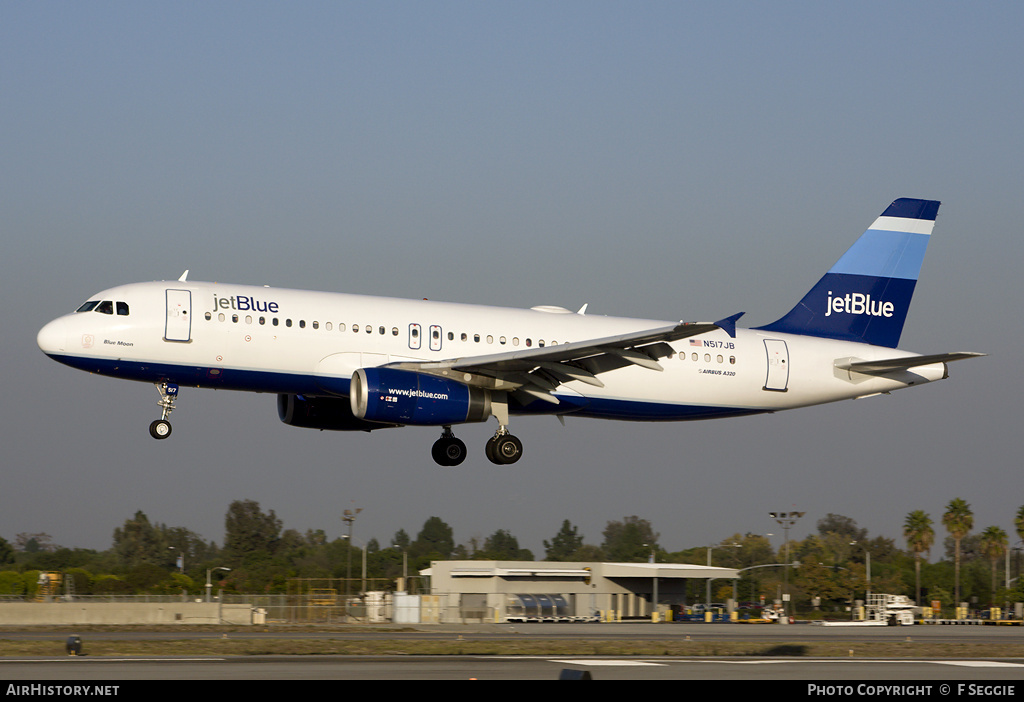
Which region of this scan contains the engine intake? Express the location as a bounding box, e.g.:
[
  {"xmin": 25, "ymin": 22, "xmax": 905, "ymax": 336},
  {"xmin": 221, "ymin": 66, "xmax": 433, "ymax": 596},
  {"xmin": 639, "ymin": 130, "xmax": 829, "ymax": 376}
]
[{"xmin": 350, "ymin": 368, "xmax": 491, "ymax": 426}]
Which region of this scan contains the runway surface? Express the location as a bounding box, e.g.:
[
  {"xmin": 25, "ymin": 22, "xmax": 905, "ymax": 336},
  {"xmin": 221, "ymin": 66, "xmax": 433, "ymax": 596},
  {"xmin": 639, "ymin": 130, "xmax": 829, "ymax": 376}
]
[{"xmin": 2, "ymin": 623, "xmax": 1023, "ymax": 681}]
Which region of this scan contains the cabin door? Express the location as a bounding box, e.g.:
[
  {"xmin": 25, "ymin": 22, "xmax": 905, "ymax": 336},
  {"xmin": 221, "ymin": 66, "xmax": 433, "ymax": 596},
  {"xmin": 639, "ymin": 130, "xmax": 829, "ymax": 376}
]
[
  {"xmin": 763, "ymin": 339, "xmax": 789, "ymax": 392},
  {"xmin": 165, "ymin": 289, "xmax": 192, "ymax": 342}
]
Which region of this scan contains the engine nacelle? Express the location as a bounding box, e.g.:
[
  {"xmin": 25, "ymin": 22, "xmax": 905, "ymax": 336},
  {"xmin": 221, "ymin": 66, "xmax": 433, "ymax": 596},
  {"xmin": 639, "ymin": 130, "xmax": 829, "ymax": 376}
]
[
  {"xmin": 277, "ymin": 393, "xmax": 389, "ymax": 432},
  {"xmin": 350, "ymin": 367, "xmax": 491, "ymax": 426}
]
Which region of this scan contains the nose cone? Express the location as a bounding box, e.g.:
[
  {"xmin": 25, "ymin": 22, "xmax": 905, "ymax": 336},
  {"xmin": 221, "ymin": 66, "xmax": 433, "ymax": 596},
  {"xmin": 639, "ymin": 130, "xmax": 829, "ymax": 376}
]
[{"xmin": 37, "ymin": 318, "xmax": 67, "ymax": 356}]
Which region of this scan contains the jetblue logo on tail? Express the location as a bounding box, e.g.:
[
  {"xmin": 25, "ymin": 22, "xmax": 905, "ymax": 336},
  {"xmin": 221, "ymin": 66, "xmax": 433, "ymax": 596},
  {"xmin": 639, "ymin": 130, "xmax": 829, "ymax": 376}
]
[
  {"xmin": 824, "ymin": 291, "xmax": 894, "ymax": 318},
  {"xmin": 756, "ymin": 198, "xmax": 939, "ymax": 349}
]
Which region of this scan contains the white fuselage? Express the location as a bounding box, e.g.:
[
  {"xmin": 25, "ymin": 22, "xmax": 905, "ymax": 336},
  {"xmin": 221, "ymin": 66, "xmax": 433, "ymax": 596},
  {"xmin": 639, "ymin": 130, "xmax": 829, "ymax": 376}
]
[{"xmin": 37, "ymin": 280, "xmax": 947, "ymax": 423}]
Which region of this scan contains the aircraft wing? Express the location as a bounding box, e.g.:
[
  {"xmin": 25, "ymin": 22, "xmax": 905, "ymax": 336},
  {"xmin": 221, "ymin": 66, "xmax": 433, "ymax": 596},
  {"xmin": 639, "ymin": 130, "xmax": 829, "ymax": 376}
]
[
  {"xmin": 385, "ymin": 316, "xmax": 739, "ymax": 405},
  {"xmin": 835, "ymin": 352, "xmax": 986, "ymax": 376}
]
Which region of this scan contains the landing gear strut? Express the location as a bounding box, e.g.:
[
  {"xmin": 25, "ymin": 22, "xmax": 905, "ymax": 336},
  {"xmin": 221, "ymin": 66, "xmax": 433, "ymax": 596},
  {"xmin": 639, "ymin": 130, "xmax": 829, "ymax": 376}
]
[
  {"xmin": 149, "ymin": 382, "xmax": 178, "ymax": 440},
  {"xmin": 431, "ymin": 426, "xmax": 467, "ymax": 466},
  {"xmin": 484, "ymin": 393, "xmax": 522, "ymax": 465}
]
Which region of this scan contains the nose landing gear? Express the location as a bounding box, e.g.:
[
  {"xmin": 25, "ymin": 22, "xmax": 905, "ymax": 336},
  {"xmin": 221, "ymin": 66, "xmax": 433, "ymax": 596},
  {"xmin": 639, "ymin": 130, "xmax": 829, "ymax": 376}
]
[{"xmin": 149, "ymin": 382, "xmax": 178, "ymax": 440}]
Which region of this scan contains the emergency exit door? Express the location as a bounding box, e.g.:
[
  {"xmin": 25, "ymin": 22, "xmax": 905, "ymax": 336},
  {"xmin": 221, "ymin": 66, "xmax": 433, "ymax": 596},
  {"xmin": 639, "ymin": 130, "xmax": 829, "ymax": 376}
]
[{"xmin": 763, "ymin": 339, "xmax": 789, "ymax": 392}]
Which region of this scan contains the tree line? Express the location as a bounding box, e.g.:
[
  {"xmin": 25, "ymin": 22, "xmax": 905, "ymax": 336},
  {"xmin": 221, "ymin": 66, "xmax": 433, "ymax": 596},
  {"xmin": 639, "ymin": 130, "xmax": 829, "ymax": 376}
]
[{"xmin": 1, "ymin": 499, "xmax": 1022, "ymax": 614}]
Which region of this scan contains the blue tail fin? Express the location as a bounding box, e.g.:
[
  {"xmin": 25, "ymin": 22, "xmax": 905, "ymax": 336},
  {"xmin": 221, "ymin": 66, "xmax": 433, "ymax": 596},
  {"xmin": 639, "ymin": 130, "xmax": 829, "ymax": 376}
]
[{"xmin": 755, "ymin": 198, "xmax": 939, "ymax": 348}]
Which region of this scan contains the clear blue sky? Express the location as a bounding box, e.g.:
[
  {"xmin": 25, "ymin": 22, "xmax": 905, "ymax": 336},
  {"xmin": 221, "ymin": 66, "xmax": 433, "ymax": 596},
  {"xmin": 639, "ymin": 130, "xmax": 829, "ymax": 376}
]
[{"xmin": 3, "ymin": 2, "xmax": 1020, "ymax": 558}]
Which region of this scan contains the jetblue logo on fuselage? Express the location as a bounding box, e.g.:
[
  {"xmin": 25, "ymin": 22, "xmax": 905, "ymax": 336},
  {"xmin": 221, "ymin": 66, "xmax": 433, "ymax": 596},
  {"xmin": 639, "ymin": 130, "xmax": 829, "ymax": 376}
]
[
  {"xmin": 213, "ymin": 294, "xmax": 280, "ymax": 314},
  {"xmin": 824, "ymin": 291, "xmax": 894, "ymax": 318}
]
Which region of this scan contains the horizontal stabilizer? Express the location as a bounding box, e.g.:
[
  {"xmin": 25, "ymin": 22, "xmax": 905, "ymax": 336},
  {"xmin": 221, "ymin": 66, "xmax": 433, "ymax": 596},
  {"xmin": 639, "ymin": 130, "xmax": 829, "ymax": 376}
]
[{"xmin": 836, "ymin": 352, "xmax": 986, "ymax": 376}]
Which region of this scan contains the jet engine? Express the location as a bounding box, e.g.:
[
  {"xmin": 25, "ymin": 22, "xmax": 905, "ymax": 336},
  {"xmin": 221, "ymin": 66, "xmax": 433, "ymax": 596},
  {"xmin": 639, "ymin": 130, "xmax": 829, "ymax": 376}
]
[
  {"xmin": 350, "ymin": 367, "xmax": 491, "ymax": 426},
  {"xmin": 277, "ymin": 393, "xmax": 388, "ymax": 431}
]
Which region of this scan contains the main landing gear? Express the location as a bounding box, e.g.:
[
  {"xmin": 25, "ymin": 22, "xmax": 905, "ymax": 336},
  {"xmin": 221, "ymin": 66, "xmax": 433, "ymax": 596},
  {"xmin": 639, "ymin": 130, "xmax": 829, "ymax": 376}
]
[
  {"xmin": 431, "ymin": 426, "xmax": 468, "ymax": 466},
  {"xmin": 485, "ymin": 429, "xmax": 523, "ymax": 465},
  {"xmin": 484, "ymin": 395, "xmax": 522, "ymax": 465},
  {"xmin": 149, "ymin": 382, "xmax": 178, "ymax": 440},
  {"xmin": 430, "ymin": 426, "xmax": 523, "ymax": 466}
]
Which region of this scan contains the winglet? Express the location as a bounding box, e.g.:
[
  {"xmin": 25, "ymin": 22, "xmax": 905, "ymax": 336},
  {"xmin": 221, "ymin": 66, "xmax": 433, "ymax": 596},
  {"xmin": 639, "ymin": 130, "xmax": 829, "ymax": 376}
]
[
  {"xmin": 714, "ymin": 312, "xmax": 745, "ymax": 339},
  {"xmin": 178, "ymin": 270, "xmax": 190, "ymax": 282}
]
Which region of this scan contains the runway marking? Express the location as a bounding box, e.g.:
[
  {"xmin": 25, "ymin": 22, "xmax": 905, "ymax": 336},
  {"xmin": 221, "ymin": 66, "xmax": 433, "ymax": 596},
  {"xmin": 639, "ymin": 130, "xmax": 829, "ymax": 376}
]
[
  {"xmin": 548, "ymin": 659, "xmax": 667, "ymax": 667},
  {"xmin": 935, "ymin": 661, "xmax": 1024, "ymax": 667}
]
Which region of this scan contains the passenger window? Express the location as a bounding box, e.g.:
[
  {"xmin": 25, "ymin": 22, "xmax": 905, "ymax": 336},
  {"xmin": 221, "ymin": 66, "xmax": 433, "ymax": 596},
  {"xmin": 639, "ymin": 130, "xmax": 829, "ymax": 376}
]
[
  {"xmin": 392, "ymin": 327, "xmax": 399, "ymax": 336},
  {"xmin": 286, "ymin": 319, "xmax": 292, "ymax": 327},
  {"xmin": 379, "ymin": 326, "xmax": 385, "ymax": 335},
  {"xmin": 116, "ymin": 302, "xmax": 129, "ymax": 316},
  {"xmin": 205, "ymin": 312, "xmax": 212, "ymax": 321},
  {"xmin": 312, "ymin": 321, "xmax": 319, "ymax": 329},
  {"xmin": 299, "ymin": 320, "xmax": 305, "ymax": 328}
]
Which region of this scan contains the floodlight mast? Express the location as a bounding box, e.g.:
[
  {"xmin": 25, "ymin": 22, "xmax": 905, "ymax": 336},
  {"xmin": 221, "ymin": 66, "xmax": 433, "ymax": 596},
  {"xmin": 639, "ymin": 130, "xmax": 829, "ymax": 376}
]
[{"xmin": 769, "ymin": 511, "xmax": 805, "ymax": 619}]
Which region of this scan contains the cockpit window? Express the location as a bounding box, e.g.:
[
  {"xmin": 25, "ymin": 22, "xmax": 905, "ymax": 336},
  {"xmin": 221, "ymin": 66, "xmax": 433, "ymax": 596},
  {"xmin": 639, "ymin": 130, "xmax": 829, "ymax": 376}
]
[
  {"xmin": 116, "ymin": 301, "xmax": 129, "ymax": 316},
  {"xmin": 76, "ymin": 301, "xmax": 99, "ymax": 313},
  {"xmin": 95, "ymin": 300, "xmax": 114, "ymax": 315}
]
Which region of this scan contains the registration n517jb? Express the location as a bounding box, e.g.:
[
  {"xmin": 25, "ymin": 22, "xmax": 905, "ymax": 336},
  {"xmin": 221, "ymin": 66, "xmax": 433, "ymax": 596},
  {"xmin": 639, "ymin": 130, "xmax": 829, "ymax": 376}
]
[{"xmin": 37, "ymin": 198, "xmax": 983, "ymax": 465}]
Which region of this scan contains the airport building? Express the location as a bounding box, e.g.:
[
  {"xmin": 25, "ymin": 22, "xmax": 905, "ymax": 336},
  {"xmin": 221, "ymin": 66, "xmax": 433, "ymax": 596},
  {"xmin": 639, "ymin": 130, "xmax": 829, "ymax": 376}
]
[{"xmin": 419, "ymin": 560, "xmax": 740, "ymax": 623}]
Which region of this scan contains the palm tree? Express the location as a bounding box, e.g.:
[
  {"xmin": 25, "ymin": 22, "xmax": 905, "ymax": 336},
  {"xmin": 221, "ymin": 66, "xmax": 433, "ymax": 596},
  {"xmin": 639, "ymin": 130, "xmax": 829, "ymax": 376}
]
[
  {"xmin": 979, "ymin": 526, "xmax": 1008, "ymax": 607},
  {"xmin": 942, "ymin": 498, "xmax": 973, "ymax": 612},
  {"xmin": 903, "ymin": 510, "xmax": 934, "ymax": 607}
]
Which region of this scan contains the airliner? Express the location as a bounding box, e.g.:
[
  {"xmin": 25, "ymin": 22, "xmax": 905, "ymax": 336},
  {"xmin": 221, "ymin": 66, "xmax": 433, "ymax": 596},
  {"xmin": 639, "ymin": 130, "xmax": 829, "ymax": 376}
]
[{"xmin": 37, "ymin": 198, "xmax": 982, "ymax": 466}]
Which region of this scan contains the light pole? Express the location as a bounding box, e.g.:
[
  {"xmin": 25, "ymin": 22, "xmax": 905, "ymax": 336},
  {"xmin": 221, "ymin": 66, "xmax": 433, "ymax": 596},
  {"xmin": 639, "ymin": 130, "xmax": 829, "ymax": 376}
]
[
  {"xmin": 391, "ymin": 544, "xmax": 408, "ymax": 592},
  {"xmin": 769, "ymin": 511, "xmax": 805, "ymax": 618},
  {"xmin": 341, "ymin": 507, "xmax": 362, "ymax": 617},
  {"xmin": 205, "ymin": 567, "xmax": 230, "ymax": 603},
  {"xmin": 850, "ymin": 540, "xmax": 872, "ymax": 604},
  {"xmin": 342, "ymin": 535, "xmax": 368, "ymax": 594},
  {"xmin": 706, "ymin": 542, "xmax": 741, "ymax": 609}
]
